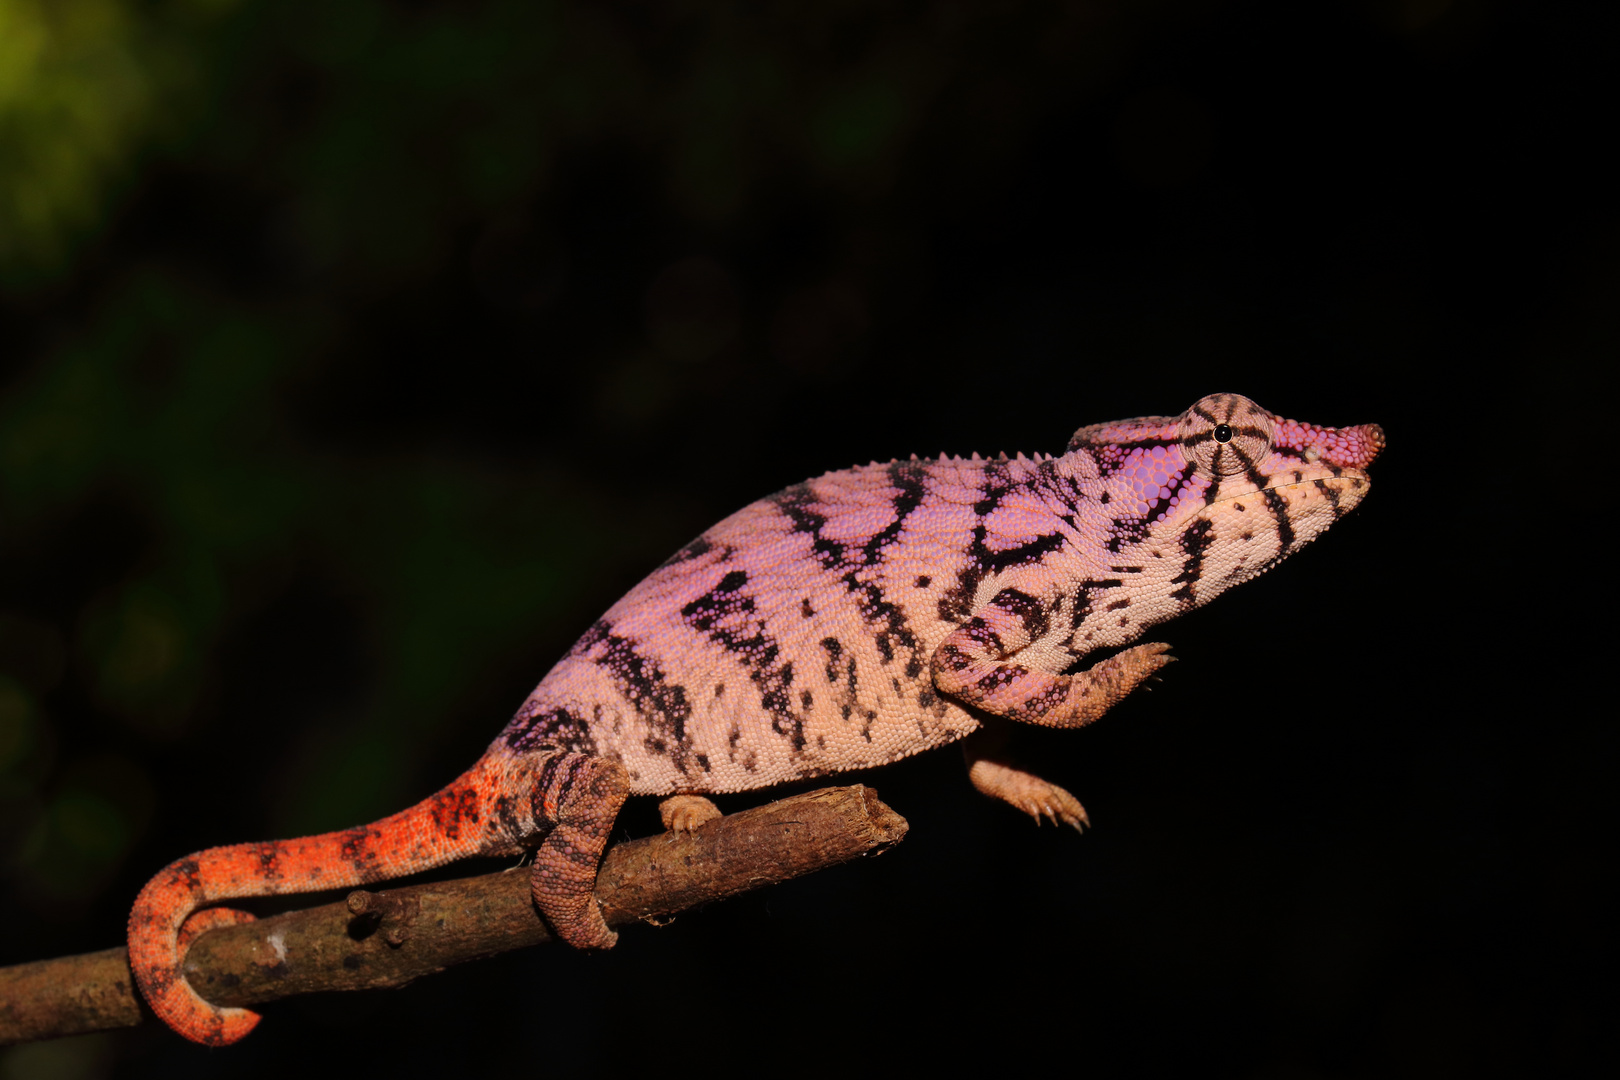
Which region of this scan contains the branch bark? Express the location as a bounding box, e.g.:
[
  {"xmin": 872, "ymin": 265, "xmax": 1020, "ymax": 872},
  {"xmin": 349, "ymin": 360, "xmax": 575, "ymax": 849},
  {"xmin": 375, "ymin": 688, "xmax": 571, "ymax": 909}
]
[{"xmin": 0, "ymin": 784, "xmax": 907, "ymax": 1046}]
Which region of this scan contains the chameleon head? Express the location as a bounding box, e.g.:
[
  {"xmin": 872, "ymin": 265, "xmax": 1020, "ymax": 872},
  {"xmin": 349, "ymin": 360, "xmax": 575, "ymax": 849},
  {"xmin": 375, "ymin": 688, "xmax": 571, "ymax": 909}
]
[
  {"xmin": 1163, "ymin": 392, "xmax": 1384, "ymax": 604},
  {"xmin": 1071, "ymin": 392, "xmax": 1384, "ymax": 613}
]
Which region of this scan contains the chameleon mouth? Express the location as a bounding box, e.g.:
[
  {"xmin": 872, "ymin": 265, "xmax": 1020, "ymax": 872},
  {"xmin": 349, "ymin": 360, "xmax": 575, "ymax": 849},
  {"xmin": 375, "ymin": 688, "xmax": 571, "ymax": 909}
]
[
  {"xmin": 1201, "ymin": 465, "xmax": 1371, "ymax": 507},
  {"xmin": 1138, "ymin": 465, "xmax": 1371, "ymax": 537},
  {"xmin": 1164, "ymin": 470, "xmax": 1373, "ymax": 597},
  {"xmin": 1214, "ymin": 470, "xmax": 1373, "ymax": 546},
  {"xmin": 1261, "ymin": 468, "xmax": 1371, "ymax": 507}
]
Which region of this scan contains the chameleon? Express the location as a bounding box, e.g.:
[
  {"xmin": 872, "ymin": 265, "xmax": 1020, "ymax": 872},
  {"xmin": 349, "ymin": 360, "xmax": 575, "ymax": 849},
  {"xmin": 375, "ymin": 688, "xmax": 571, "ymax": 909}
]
[{"xmin": 128, "ymin": 392, "xmax": 1383, "ymax": 1045}]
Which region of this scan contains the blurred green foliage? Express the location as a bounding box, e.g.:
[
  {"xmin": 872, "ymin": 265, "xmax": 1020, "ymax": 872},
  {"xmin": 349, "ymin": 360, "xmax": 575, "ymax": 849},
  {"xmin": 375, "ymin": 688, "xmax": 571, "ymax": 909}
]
[
  {"xmin": 0, "ymin": 0, "xmax": 234, "ymax": 281},
  {"xmin": 0, "ymin": 0, "xmax": 977, "ymax": 286}
]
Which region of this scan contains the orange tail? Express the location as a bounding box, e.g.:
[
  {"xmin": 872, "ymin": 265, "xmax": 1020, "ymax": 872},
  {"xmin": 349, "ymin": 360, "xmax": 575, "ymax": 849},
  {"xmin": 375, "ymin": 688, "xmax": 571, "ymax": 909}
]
[{"xmin": 127, "ymin": 757, "xmax": 513, "ymax": 1046}]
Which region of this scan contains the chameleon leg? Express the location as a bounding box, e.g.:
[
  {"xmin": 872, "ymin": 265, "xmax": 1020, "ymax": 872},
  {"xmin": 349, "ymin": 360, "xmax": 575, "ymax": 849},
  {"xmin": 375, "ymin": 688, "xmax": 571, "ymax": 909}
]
[
  {"xmin": 932, "ymin": 586, "xmax": 1175, "ymax": 728},
  {"xmin": 960, "ymin": 724, "xmax": 1089, "ymax": 830},
  {"xmin": 658, "ymin": 794, "xmax": 722, "ymax": 832},
  {"xmin": 528, "ymin": 753, "xmax": 630, "ymax": 949}
]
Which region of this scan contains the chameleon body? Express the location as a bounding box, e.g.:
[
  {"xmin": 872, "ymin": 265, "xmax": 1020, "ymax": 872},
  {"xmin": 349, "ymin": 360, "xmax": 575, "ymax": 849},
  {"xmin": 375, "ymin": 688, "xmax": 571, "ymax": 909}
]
[{"xmin": 128, "ymin": 393, "xmax": 1383, "ymax": 1045}]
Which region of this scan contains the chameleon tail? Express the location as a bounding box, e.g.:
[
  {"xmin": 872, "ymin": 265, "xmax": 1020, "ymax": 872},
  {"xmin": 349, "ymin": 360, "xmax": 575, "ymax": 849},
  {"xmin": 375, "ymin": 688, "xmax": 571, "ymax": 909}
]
[{"xmin": 127, "ymin": 757, "xmax": 512, "ymax": 1047}]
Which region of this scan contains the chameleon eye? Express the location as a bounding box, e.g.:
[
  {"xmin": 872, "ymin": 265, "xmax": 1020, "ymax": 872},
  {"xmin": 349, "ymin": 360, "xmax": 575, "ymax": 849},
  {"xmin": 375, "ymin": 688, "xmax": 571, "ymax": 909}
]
[{"xmin": 1178, "ymin": 394, "xmax": 1273, "ymax": 477}]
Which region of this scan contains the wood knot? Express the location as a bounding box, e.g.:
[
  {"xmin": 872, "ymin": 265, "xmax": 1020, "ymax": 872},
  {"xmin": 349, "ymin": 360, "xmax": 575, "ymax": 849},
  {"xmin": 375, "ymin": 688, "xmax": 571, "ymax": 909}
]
[{"xmin": 345, "ymin": 889, "xmax": 419, "ymax": 947}]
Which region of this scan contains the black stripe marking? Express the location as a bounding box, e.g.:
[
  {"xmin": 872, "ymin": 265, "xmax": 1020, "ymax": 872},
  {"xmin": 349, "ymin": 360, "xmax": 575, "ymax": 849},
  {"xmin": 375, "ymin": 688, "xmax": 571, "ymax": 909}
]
[
  {"xmin": 821, "ymin": 637, "xmax": 843, "ymax": 683},
  {"xmin": 859, "ymin": 461, "xmax": 928, "ymax": 564},
  {"xmin": 657, "ymin": 535, "xmax": 717, "ymax": 569},
  {"xmin": 991, "ymin": 587, "xmax": 1051, "ymax": 642},
  {"xmin": 682, "ymin": 569, "xmax": 803, "ymax": 752},
  {"xmin": 1261, "ymin": 488, "xmax": 1296, "ymax": 553},
  {"xmin": 1170, "ymin": 517, "xmax": 1216, "ymax": 605},
  {"xmin": 1105, "ymin": 515, "xmax": 1150, "ymax": 553},
  {"xmin": 770, "ymin": 484, "xmax": 847, "ymax": 570},
  {"xmin": 1315, "ymin": 477, "xmax": 1343, "ymax": 516},
  {"xmin": 592, "ymin": 630, "xmax": 697, "ymax": 772},
  {"xmin": 776, "ymin": 470, "xmax": 931, "ymax": 681},
  {"xmin": 504, "ymin": 704, "xmax": 597, "ymax": 754},
  {"xmin": 1067, "ymin": 578, "xmax": 1121, "ymax": 634},
  {"xmin": 1228, "ymin": 439, "xmax": 1271, "ymax": 491},
  {"xmin": 1186, "ymin": 423, "xmax": 1268, "ymax": 447},
  {"xmin": 843, "ymin": 570, "xmax": 926, "ymax": 676}
]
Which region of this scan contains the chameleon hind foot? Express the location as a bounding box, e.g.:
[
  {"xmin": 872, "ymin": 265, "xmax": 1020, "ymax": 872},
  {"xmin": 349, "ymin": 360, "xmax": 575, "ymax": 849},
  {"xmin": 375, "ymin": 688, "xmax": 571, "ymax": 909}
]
[{"xmin": 529, "ymin": 753, "xmax": 630, "ymax": 949}]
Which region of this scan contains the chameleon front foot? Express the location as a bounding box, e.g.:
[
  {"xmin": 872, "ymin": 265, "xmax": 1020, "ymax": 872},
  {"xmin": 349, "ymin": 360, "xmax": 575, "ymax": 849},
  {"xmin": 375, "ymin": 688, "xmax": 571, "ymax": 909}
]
[
  {"xmin": 960, "ymin": 725, "xmax": 1089, "ymax": 830},
  {"xmin": 659, "ymin": 794, "xmax": 722, "ymax": 832},
  {"xmin": 932, "ymin": 587, "xmax": 1177, "ymax": 729}
]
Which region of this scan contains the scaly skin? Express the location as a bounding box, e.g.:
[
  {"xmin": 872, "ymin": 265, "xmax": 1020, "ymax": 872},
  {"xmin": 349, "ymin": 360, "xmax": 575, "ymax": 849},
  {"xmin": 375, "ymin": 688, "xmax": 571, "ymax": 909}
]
[{"xmin": 129, "ymin": 393, "xmax": 1383, "ymax": 1045}]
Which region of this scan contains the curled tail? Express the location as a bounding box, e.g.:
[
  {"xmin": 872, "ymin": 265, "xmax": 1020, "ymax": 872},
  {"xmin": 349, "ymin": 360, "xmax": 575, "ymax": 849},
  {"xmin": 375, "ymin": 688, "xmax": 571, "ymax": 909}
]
[
  {"xmin": 128, "ymin": 757, "xmax": 515, "ymax": 1046},
  {"xmin": 128, "ymin": 748, "xmax": 630, "ymax": 1046}
]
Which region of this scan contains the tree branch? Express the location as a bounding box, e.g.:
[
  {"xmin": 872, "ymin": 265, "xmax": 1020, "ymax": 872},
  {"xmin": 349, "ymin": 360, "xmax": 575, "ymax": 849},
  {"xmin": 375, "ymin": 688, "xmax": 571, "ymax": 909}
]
[{"xmin": 0, "ymin": 784, "xmax": 907, "ymax": 1045}]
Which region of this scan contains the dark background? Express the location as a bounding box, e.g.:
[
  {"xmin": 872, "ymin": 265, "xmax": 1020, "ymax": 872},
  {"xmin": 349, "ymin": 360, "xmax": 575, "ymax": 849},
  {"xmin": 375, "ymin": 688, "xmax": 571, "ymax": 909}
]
[{"xmin": 0, "ymin": 1, "xmax": 1609, "ymax": 1076}]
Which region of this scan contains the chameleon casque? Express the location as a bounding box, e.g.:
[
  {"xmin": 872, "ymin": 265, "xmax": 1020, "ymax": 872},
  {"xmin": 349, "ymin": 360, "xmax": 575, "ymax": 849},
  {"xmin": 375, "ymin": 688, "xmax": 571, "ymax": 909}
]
[{"xmin": 128, "ymin": 392, "xmax": 1383, "ymax": 1045}]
